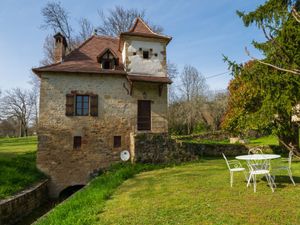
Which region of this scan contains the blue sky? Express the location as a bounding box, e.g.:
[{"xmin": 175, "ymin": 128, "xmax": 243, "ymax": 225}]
[{"xmin": 0, "ymin": 0, "xmax": 266, "ymax": 91}]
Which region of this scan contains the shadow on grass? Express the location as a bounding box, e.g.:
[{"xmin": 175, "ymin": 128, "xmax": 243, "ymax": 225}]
[{"xmin": 259, "ymin": 175, "xmax": 299, "ymax": 188}]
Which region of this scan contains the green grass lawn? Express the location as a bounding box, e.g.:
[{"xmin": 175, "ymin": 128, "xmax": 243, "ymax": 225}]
[
  {"xmin": 36, "ymin": 158, "xmax": 300, "ymax": 225},
  {"xmin": 248, "ymin": 135, "xmax": 278, "ymax": 146},
  {"xmin": 0, "ymin": 136, "xmax": 45, "ymax": 199}
]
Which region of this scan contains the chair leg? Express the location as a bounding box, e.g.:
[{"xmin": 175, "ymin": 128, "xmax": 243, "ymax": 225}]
[
  {"xmin": 243, "ymin": 171, "xmax": 249, "ymax": 183},
  {"xmin": 230, "ymin": 172, "xmax": 233, "ymax": 187},
  {"xmin": 287, "ymin": 169, "xmax": 296, "ymax": 186},
  {"xmin": 270, "ymin": 175, "xmax": 277, "ymax": 188},
  {"xmin": 253, "ymin": 174, "xmax": 256, "ymax": 192},
  {"xmin": 247, "ymin": 173, "xmax": 252, "ymax": 187},
  {"xmin": 266, "ymin": 174, "xmax": 274, "ymax": 192}
]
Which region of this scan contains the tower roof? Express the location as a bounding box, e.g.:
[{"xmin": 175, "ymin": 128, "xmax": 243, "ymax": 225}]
[{"xmin": 120, "ymin": 17, "xmax": 172, "ymax": 44}]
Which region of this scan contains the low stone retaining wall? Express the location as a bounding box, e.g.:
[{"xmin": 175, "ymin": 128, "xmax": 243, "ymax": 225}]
[
  {"xmin": 0, "ymin": 180, "xmax": 49, "ymax": 225},
  {"xmin": 134, "ymin": 133, "xmax": 283, "ymax": 163}
]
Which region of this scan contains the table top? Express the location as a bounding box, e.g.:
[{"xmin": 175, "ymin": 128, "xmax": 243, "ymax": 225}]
[{"xmin": 236, "ymin": 154, "xmax": 281, "ymax": 160}]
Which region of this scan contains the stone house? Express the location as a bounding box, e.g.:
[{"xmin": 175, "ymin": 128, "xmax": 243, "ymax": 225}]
[{"xmin": 32, "ymin": 17, "xmax": 172, "ymax": 197}]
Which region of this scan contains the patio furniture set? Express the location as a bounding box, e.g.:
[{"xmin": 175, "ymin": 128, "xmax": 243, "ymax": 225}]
[{"xmin": 223, "ymin": 148, "xmax": 296, "ymax": 192}]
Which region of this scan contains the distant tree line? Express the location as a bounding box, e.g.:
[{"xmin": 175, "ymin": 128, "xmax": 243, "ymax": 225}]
[
  {"xmin": 168, "ymin": 65, "xmax": 228, "ymax": 135},
  {"xmin": 0, "ymin": 75, "xmax": 39, "ymax": 137}
]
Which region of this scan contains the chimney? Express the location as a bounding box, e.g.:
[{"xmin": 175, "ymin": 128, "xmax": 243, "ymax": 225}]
[{"xmin": 53, "ymin": 32, "xmax": 68, "ymax": 63}]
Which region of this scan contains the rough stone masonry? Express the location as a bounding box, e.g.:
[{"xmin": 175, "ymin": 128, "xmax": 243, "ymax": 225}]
[{"xmin": 33, "ymin": 17, "xmax": 172, "ymax": 198}]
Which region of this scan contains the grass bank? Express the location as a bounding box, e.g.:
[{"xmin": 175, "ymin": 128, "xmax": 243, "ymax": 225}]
[
  {"xmin": 35, "ymin": 163, "xmax": 164, "ymax": 225},
  {"xmin": 94, "ymin": 159, "xmax": 300, "ymax": 225},
  {"xmin": 0, "ymin": 136, "xmax": 45, "ymax": 199},
  {"xmin": 36, "ymin": 158, "xmax": 300, "ymax": 225}
]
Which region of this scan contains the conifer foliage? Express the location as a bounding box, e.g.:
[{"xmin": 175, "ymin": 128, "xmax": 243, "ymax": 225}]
[{"xmin": 222, "ymin": 0, "xmax": 300, "ymax": 154}]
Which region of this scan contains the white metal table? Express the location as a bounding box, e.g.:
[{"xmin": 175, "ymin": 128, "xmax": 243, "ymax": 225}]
[
  {"xmin": 235, "ymin": 154, "xmax": 281, "ymax": 192},
  {"xmin": 236, "ymin": 154, "xmax": 281, "ymax": 161}
]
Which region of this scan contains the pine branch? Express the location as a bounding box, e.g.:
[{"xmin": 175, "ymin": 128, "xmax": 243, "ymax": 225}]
[
  {"xmin": 292, "ymin": 7, "xmax": 300, "ymax": 23},
  {"xmin": 245, "ymin": 47, "xmax": 300, "ymax": 75}
]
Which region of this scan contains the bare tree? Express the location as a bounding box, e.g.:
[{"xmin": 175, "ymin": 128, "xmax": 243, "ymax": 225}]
[
  {"xmin": 40, "ymin": 35, "xmax": 56, "ymax": 66},
  {"xmin": 97, "ymin": 6, "xmax": 163, "ymax": 36},
  {"xmin": 29, "ymin": 73, "xmax": 40, "ymax": 131},
  {"xmin": 77, "ymin": 18, "xmax": 94, "ymax": 42},
  {"xmin": 0, "ymin": 88, "xmax": 35, "ymax": 137},
  {"xmin": 40, "ymin": 3, "xmax": 164, "ymax": 64},
  {"xmin": 180, "ymin": 65, "xmax": 207, "ymax": 102},
  {"xmin": 167, "ymin": 61, "xmax": 179, "ymax": 103},
  {"xmin": 41, "ymin": 1, "xmax": 74, "ymax": 50},
  {"xmin": 206, "ymin": 90, "xmax": 228, "ymax": 130},
  {"xmin": 168, "ymin": 65, "xmax": 208, "ymax": 134}
]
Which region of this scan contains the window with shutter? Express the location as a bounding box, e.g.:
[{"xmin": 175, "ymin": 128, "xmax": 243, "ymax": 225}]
[
  {"xmin": 66, "ymin": 94, "xmax": 75, "ymax": 116},
  {"xmin": 137, "ymin": 100, "xmax": 151, "ymax": 131},
  {"xmin": 75, "ymin": 95, "xmax": 89, "ymax": 116},
  {"xmin": 90, "ymin": 95, "xmax": 98, "ymax": 116}
]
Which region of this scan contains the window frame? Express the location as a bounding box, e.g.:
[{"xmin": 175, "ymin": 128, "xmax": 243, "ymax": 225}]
[
  {"xmin": 73, "ymin": 136, "xmax": 82, "ymax": 149},
  {"xmin": 75, "ymin": 95, "xmax": 90, "ymax": 116},
  {"xmin": 113, "ymin": 136, "xmax": 121, "ymax": 148},
  {"xmin": 137, "ymin": 100, "xmax": 151, "ymax": 131}
]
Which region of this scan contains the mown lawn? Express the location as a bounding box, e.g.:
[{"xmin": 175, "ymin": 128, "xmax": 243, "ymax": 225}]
[
  {"xmin": 0, "ymin": 136, "xmax": 45, "ymax": 199},
  {"xmin": 36, "ymin": 158, "xmax": 300, "ymax": 225},
  {"xmin": 248, "ymin": 135, "xmax": 278, "ymax": 146}
]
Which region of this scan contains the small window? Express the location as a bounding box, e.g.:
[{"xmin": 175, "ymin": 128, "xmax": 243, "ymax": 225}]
[
  {"xmin": 114, "ymin": 136, "xmax": 121, "ymax": 148},
  {"xmin": 73, "ymin": 136, "xmax": 82, "ymax": 149},
  {"xmin": 76, "ymin": 95, "xmax": 89, "ymax": 116},
  {"xmin": 133, "ymin": 52, "xmax": 137, "ymax": 55},
  {"xmin": 154, "ymin": 53, "xmax": 158, "ymax": 57},
  {"xmin": 143, "ymin": 51, "xmax": 149, "ymax": 59},
  {"xmin": 103, "ymin": 60, "xmax": 111, "ymax": 69}
]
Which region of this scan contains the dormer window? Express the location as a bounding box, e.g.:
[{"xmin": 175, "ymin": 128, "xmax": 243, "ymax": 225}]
[
  {"xmin": 97, "ymin": 48, "xmax": 118, "ymax": 70},
  {"xmin": 143, "ymin": 51, "xmax": 149, "ymax": 59}
]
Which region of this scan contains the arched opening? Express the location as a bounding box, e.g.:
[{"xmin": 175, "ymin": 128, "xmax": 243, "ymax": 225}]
[{"xmin": 59, "ymin": 185, "xmax": 85, "ymax": 200}]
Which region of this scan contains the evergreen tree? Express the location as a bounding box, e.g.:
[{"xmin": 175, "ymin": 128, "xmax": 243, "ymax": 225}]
[{"xmin": 223, "ymin": 0, "xmax": 300, "ymax": 154}]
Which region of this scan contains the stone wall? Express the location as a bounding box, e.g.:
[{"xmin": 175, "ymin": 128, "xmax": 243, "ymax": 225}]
[
  {"xmin": 134, "ymin": 133, "xmax": 282, "ymax": 164},
  {"xmin": 38, "ymin": 73, "xmax": 168, "ymax": 197},
  {"xmin": 0, "ymin": 180, "xmax": 48, "ymax": 225}
]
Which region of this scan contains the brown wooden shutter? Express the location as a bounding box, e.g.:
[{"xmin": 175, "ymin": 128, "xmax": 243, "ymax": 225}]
[
  {"xmin": 137, "ymin": 100, "xmax": 151, "ymax": 131},
  {"xmin": 66, "ymin": 94, "xmax": 75, "ymax": 116},
  {"xmin": 90, "ymin": 95, "xmax": 98, "ymax": 116}
]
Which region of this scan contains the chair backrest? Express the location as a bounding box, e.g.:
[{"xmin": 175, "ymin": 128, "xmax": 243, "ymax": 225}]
[
  {"xmin": 248, "ymin": 147, "xmax": 263, "ymax": 155},
  {"xmin": 222, "ymin": 153, "xmax": 231, "ymax": 170},
  {"xmin": 288, "ymin": 151, "xmax": 293, "ymax": 168}
]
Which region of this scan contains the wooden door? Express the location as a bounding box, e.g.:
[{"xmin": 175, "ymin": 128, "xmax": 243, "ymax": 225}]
[{"xmin": 137, "ymin": 100, "xmax": 151, "ymax": 131}]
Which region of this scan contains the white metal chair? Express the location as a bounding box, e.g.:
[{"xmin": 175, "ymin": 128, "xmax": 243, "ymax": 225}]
[
  {"xmin": 222, "ymin": 153, "xmax": 247, "ymax": 187},
  {"xmin": 248, "ymin": 147, "xmax": 268, "ymax": 170},
  {"xmin": 248, "ymin": 147, "xmax": 263, "ymax": 155},
  {"xmin": 272, "ymin": 151, "xmax": 296, "ymax": 186},
  {"xmin": 246, "ymin": 158, "xmax": 275, "ymax": 192}
]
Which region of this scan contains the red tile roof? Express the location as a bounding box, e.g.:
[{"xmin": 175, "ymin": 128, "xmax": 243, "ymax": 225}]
[
  {"xmin": 120, "ymin": 17, "xmax": 172, "ymax": 44},
  {"xmin": 33, "ymin": 36, "xmax": 126, "ymax": 76},
  {"xmin": 32, "ymin": 17, "xmax": 172, "ymax": 85}
]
